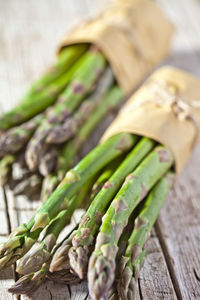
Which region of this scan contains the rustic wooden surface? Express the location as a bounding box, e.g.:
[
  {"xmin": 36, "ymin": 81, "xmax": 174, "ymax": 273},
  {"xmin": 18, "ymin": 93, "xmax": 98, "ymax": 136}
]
[{"xmin": 0, "ymin": 0, "xmax": 200, "ymax": 299}]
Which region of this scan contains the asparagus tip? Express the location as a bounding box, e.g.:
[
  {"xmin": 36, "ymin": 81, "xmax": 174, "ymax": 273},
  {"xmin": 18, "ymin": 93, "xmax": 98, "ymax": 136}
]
[
  {"xmin": 8, "ymin": 268, "xmax": 46, "ymax": 295},
  {"xmin": 88, "ymin": 251, "xmax": 115, "ymax": 299},
  {"xmin": 16, "ymin": 242, "xmax": 51, "ymax": 275},
  {"xmin": 117, "ymin": 262, "xmax": 135, "ymax": 300},
  {"xmin": 49, "ymin": 243, "xmax": 71, "ymax": 273},
  {"xmin": 68, "ymin": 246, "xmax": 88, "ymax": 279}
]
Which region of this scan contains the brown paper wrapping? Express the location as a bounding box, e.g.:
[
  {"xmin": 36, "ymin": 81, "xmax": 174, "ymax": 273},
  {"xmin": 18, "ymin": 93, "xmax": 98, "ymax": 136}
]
[
  {"xmin": 58, "ymin": 0, "xmax": 174, "ymax": 94},
  {"xmin": 101, "ymin": 67, "xmax": 200, "ymax": 174}
]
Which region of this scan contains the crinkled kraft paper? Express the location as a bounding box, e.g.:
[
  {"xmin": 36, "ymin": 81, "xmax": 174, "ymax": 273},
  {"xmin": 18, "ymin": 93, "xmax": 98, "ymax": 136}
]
[
  {"xmin": 58, "ymin": 0, "xmax": 173, "ymax": 94},
  {"xmin": 101, "ymin": 67, "xmax": 200, "ymax": 174}
]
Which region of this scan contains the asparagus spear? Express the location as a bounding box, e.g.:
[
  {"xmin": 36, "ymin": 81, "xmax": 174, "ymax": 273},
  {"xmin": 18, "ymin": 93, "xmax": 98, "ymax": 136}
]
[
  {"xmin": 107, "ymin": 217, "xmax": 139, "ymax": 300},
  {"xmin": 49, "ymin": 230, "xmax": 77, "ymax": 273},
  {"xmin": 13, "ymin": 174, "xmax": 42, "ymax": 198},
  {"xmin": 117, "ymin": 174, "xmax": 173, "ymax": 300},
  {"xmin": 9, "ymin": 223, "xmax": 81, "ymax": 294},
  {"xmin": 0, "ymin": 133, "xmax": 135, "ymax": 269},
  {"xmin": 9, "ymin": 178, "xmax": 94, "ymax": 294},
  {"xmin": 40, "ymin": 138, "xmax": 108, "ymax": 203},
  {"xmin": 38, "ymin": 147, "xmax": 58, "ymax": 176},
  {"xmin": 28, "ymin": 44, "xmax": 88, "ymax": 94},
  {"xmin": 48, "ymin": 206, "xmax": 134, "ymax": 286},
  {"xmin": 0, "ymin": 155, "xmax": 15, "ymax": 186},
  {"xmin": 88, "ymin": 146, "xmax": 174, "ymax": 300},
  {"xmin": 48, "ymin": 159, "xmax": 122, "ymax": 274},
  {"xmin": 40, "ymin": 175, "xmax": 59, "ymax": 203},
  {"xmin": 8, "ymin": 263, "xmax": 50, "ymax": 295},
  {"xmin": 0, "ymin": 46, "xmax": 87, "ymax": 130},
  {"xmin": 25, "ymin": 46, "xmax": 107, "ymax": 171},
  {"xmin": 90, "ymin": 157, "xmax": 123, "ymax": 200},
  {"xmin": 40, "ymin": 130, "xmax": 117, "ymax": 203},
  {"xmin": 57, "ymin": 85, "xmax": 124, "ymax": 178},
  {"xmin": 46, "ymin": 67, "xmax": 114, "ymax": 144},
  {"xmin": 69, "ymin": 137, "xmax": 155, "ymax": 279},
  {"xmin": 16, "ymin": 209, "xmax": 71, "ymax": 275},
  {"xmin": 0, "ymin": 114, "xmax": 43, "ymax": 156},
  {"xmin": 48, "ymin": 45, "xmax": 106, "ymax": 120}
]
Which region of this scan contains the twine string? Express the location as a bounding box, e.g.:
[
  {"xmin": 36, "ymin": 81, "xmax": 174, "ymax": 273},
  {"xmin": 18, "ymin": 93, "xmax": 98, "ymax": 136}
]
[{"xmin": 148, "ymin": 79, "xmax": 200, "ymax": 146}]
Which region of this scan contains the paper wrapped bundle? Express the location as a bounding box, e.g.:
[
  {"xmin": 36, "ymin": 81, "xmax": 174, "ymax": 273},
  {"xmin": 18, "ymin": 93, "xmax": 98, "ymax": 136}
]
[
  {"xmin": 0, "ymin": 0, "xmax": 173, "ymax": 204},
  {"xmin": 101, "ymin": 66, "xmax": 200, "ymax": 173},
  {"xmin": 59, "ymin": 0, "xmax": 174, "ymax": 94},
  {"xmin": 5, "ymin": 66, "xmax": 200, "ymax": 299}
]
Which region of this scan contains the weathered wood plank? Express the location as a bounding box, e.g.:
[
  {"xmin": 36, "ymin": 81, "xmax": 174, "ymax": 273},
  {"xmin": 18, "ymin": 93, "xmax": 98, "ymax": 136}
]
[
  {"xmin": 0, "ymin": 190, "xmax": 17, "ymax": 300},
  {"xmin": 21, "ymin": 281, "xmax": 70, "ymax": 300},
  {"xmin": 155, "ymin": 145, "xmax": 200, "ymax": 300},
  {"xmin": 139, "ymin": 229, "xmax": 177, "ymax": 300},
  {"xmin": 156, "ymin": 1, "xmax": 200, "ymax": 299},
  {"xmin": 0, "ymin": 266, "xmax": 16, "ymax": 300}
]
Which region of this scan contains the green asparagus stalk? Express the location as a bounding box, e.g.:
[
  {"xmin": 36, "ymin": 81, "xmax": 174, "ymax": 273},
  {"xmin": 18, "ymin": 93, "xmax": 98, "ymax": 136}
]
[
  {"xmin": 69, "ymin": 137, "xmax": 155, "ymax": 279},
  {"xmin": 25, "ymin": 46, "xmax": 107, "ymax": 171},
  {"xmin": 46, "ymin": 67, "xmax": 114, "ymax": 144},
  {"xmin": 47, "ymin": 45, "xmax": 106, "ymax": 122},
  {"xmin": 0, "ymin": 133, "xmax": 135, "ymax": 269},
  {"xmin": 0, "ymin": 45, "xmax": 87, "ymax": 130},
  {"xmin": 40, "ymin": 135, "xmax": 115, "ymax": 203},
  {"xmin": 40, "ymin": 175, "xmax": 60, "ymax": 203},
  {"xmin": 48, "ymin": 160, "xmax": 121, "ymax": 274},
  {"xmin": 0, "ymin": 155, "xmax": 15, "ymax": 186},
  {"xmin": 88, "ymin": 146, "xmax": 174, "ymax": 300},
  {"xmin": 40, "ymin": 139, "xmax": 104, "ymax": 203},
  {"xmin": 90, "ymin": 157, "xmax": 123, "ymax": 200},
  {"xmin": 57, "ymin": 86, "xmax": 124, "ymax": 178},
  {"xmin": 28, "ymin": 44, "xmax": 88, "ymax": 94},
  {"xmin": 107, "ymin": 217, "xmax": 139, "ymax": 300},
  {"xmin": 9, "ymin": 179, "xmax": 94, "ymax": 294},
  {"xmin": 0, "ymin": 114, "xmax": 43, "ymax": 156},
  {"xmin": 117, "ymin": 174, "xmax": 173, "ymax": 300}
]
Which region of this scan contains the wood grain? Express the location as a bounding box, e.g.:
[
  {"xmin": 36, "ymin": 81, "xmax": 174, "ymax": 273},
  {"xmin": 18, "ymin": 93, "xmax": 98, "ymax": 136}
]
[{"xmin": 0, "ymin": 0, "xmax": 200, "ymax": 299}]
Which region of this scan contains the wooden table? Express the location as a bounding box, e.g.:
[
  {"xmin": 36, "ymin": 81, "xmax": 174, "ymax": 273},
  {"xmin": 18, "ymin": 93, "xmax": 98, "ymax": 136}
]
[{"xmin": 0, "ymin": 0, "xmax": 200, "ymax": 299}]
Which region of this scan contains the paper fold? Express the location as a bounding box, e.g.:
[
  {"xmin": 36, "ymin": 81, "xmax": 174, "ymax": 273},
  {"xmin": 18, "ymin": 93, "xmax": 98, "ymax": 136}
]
[
  {"xmin": 101, "ymin": 67, "xmax": 200, "ymax": 173},
  {"xmin": 58, "ymin": 0, "xmax": 174, "ymax": 94}
]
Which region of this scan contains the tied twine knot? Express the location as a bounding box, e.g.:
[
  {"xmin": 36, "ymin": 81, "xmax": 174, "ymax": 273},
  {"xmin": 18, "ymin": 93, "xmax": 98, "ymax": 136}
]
[
  {"xmin": 122, "ymin": 78, "xmax": 200, "ymax": 146},
  {"xmin": 147, "ymin": 79, "xmax": 200, "ymax": 121},
  {"xmin": 147, "ymin": 79, "xmax": 200, "ymax": 146}
]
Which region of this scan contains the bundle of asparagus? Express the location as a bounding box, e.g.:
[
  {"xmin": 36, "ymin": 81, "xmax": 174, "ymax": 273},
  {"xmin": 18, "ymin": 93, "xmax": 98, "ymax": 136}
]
[
  {"xmin": 0, "ymin": 43, "xmax": 125, "ymax": 202},
  {"xmin": 0, "ymin": 0, "xmax": 173, "ymax": 202},
  {"xmin": 0, "ymin": 131, "xmax": 174, "ymax": 298},
  {"xmin": 1, "ymin": 66, "xmax": 199, "ymax": 298}
]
